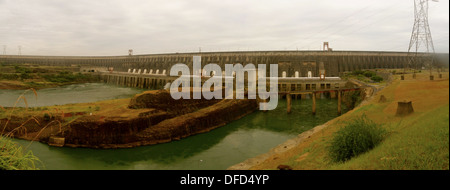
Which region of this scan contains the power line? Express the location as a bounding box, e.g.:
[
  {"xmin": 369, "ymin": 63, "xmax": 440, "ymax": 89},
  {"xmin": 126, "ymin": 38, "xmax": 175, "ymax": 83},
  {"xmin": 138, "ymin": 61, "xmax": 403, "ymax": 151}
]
[
  {"xmin": 287, "ymin": 2, "xmax": 378, "ymax": 48},
  {"xmin": 405, "ymin": 0, "xmax": 438, "ymax": 80},
  {"xmin": 295, "ymin": 1, "xmax": 405, "ymax": 50}
]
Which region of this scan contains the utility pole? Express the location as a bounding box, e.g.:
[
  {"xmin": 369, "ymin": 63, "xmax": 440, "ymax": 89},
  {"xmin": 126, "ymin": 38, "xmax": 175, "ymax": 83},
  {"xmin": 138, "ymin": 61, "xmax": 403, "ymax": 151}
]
[{"xmin": 406, "ymin": 0, "xmax": 437, "ymax": 80}]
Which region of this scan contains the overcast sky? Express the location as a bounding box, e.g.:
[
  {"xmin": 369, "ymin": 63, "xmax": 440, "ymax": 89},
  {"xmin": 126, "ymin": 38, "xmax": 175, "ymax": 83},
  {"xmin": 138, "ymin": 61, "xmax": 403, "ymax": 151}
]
[{"xmin": 0, "ymin": 0, "xmax": 448, "ymax": 56}]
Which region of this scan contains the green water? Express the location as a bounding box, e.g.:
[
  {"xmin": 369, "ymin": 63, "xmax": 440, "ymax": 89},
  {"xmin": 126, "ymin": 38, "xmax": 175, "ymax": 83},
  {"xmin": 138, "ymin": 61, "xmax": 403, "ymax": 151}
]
[
  {"xmin": 3, "ymin": 84, "xmax": 348, "ymax": 170},
  {"xmin": 0, "ymin": 83, "xmax": 145, "ymax": 107}
]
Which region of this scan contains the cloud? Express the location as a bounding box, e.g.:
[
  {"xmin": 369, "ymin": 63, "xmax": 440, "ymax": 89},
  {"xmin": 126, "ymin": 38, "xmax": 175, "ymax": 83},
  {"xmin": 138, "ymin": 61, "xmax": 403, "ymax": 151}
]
[{"xmin": 0, "ymin": 0, "xmax": 448, "ymax": 56}]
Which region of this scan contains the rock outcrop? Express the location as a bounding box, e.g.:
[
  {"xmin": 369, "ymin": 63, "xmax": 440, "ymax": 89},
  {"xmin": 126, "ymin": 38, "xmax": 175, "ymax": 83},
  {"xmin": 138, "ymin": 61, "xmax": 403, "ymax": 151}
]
[{"xmin": 59, "ymin": 90, "xmax": 257, "ymax": 148}]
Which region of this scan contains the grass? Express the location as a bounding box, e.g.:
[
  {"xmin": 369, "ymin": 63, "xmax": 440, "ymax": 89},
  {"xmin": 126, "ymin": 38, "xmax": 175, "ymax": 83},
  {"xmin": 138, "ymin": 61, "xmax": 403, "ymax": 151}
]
[
  {"xmin": 250, "ymin": 71, "xmax": 449, "ymax": 170},
  {"xmin": 0, "ymin": 63, "xmax": 100, "ymax": 90},
  {"xmin": 1, "ymin": 88, "xmax": 42, "ymax": 170},
  {"xmin": 0, "ymin": 136, "xmax": 42, "ymax": 170},
  {"xmin": 330, "ymin": 104, "xmax": 449, "ymax": 170}
]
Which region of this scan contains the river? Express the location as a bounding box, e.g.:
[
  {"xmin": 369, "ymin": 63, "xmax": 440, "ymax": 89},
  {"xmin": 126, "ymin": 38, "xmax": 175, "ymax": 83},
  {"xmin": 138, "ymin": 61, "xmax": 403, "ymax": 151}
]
[{"xmin": 2, "ymin": 83, "xmax": 348, "ymax": 170}]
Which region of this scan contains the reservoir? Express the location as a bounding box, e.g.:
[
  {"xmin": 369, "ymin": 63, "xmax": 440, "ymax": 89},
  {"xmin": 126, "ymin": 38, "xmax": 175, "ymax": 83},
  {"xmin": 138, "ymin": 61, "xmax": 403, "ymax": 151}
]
[{"xmin": 2, "ymin": 83, "xmax": 349, "ymax": 170}]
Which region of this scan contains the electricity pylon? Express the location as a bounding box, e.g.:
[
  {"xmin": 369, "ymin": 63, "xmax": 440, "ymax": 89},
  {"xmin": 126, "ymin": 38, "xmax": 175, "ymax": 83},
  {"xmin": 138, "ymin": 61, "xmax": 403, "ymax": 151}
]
[{"xmin": 405, "ymin": 0, "xmax": 437, "ymax": 80}]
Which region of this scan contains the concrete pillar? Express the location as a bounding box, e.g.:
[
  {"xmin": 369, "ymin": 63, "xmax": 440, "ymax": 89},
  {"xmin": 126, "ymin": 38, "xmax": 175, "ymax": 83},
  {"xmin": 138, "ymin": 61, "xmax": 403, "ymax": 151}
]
[
  {"xmin": 312, "ymin": 92, "xmax": 316, "ymax": 115},
  {"xmin": 330, "ymin": 91, "xmax": 336, "ymax": 99},
  {"xmin": 287, "ymin": 94, "xmax": 292, "ymax": 114},
  {"xmin": 301, "ymin": 94, "xmax": 307, "ymax": 99},
  {"xmin": 337, "ymin": 90, "xmax": 342, "ymax": 115},
  {"xmin": 262, "ymin": 98, "xmax": 267, "ymax": 113},
  {"xmin": 148, "ymin": 78, "xmax": 152, "ymax": 89}
]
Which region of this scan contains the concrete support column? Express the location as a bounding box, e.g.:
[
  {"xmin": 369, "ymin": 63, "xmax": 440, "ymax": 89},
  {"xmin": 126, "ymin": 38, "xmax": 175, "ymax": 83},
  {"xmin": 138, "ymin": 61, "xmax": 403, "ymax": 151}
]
[
  {"xmin": 262, "ymin": 98, "xmax": 267, "ymax": 113},
  {"xmin": 337, "ymin": 90, "xmax": 342, "ymax": 115},
  {"xmin": 312, "ymin": 92, "xmax": 316, "ymax": 115},
  {"xmin": 287, "ymin": 93, "xmax": 292, "ymax": 114}
]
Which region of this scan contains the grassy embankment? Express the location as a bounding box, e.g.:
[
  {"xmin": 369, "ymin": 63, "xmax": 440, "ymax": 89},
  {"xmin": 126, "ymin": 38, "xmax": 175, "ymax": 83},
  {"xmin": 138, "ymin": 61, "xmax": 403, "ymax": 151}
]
[
  {"xmin": 0, "ymin": 62, "xmax": 99, "ymax": 89},
  {"xmin": 251, "ymin": 71, "xmax": 449, "ymax": 170}
]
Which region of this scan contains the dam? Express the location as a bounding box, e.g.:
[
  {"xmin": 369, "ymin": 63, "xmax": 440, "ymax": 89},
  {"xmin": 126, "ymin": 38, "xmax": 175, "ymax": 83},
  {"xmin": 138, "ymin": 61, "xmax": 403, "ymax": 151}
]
[
  {"xmin": 1, "ymin": 51, "xmax": 448, "ymax": 77},
  {"xmin": 2, "ymin": 50, "xmax": 441, "ymax": 169}
]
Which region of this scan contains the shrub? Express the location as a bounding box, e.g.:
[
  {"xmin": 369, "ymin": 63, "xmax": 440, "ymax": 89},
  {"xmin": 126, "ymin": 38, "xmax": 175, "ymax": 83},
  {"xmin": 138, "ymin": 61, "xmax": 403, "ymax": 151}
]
[
  {"xmin": 0, "ymin": 73, "xmax": 20, "ymax": 80},
  {"xmin": 363, "ymin": 71, "xmax": 376, "ymax": 78},
  {"xmin": 328, "ymin": 115, "xmax": 387, "ymax": 163},
  {"xmin": 371, "ymin": 75, "xmax": 384, "ymax": 82},
  {"xmin": 352, "ymin": 70, "xmax": 364, "ymax": 75},
  {"xmin": 43, "ymin": 113, "xmax": 51, "ymax": 121},
  {"xmin": 20, "ymin": 72, "xmax": 31, "ymax": 80},
  {"xmin": 14, "ymin": 65, "xmax": 31, "ymax": 74}
]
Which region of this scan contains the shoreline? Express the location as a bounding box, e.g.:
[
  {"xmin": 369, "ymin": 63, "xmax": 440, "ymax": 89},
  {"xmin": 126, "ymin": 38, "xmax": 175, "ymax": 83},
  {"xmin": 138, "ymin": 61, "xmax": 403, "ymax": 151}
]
[
  {"xmin": 229, "ymin": 72, "xmax": 449, "ymax": 170},
  {"xmin": 1, "ymin": 90, "xmax": 259, "ymax": 149},
  {"xmin": 227, "ymin": 78, "xmax": 381, "ymax": 170},
  {"xmin": 0, "ymin": 79, "xmax": 102, "ymax": 90}
]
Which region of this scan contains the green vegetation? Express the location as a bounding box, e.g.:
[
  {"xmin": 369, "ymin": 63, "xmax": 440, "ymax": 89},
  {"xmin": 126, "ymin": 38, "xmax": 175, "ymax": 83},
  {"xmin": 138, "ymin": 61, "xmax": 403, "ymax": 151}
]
[
  {"xmin": 344, "ymin": 69, "xmax": 385, "ymax": 83},
  {"xmin": 0, "ymin": 73, "xmax": 20, "ymax": 80},
  {"xmin": 0, "ymin": 137, "xmax": 41, "ymax": 170},
  {"xmin": 331, "ymin": 104, "xmax": 449, "ymax": 170},
  {"xmin": 258, "ymin": 74, "xmax": 449, "ymax": 170},
  {"xmin": 327, "ymin": 115, "xmax": 387, "ymax": 163},
  {"xmin": 43, "ymin": 71, "xmax": 95, "ymax": 83},
  {"xmin": 1, "ymin": 63, "xmax": 100, "ymax": 89},
  {"xmin": 370, "ymin": 75, "xmax": 384, "ymax": 82},
  {"xmin": 43, "ymin": 113, "xmax": 51, "ymax": 121}
]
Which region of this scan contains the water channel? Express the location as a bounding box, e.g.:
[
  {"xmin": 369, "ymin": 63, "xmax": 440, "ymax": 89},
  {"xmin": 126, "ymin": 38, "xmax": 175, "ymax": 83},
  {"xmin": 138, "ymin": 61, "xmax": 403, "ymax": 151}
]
[{"xmin": 1, "ymin": 83, "xmax": 349, "ymax": 170}]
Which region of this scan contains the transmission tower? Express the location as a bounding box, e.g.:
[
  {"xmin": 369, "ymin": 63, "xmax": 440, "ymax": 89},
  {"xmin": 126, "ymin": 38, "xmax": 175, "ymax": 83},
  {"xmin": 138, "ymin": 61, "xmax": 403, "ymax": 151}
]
[
  {"xmin": 18, "ymin": 45, "xmax": 21, "ymax": 56},
  {"xmin": 2, "ymin": 45, "xmax": 6, "ymax": 55},
  {"xmin": 405, "ymin": 0, "xmax": 437, "ymax": 80}
]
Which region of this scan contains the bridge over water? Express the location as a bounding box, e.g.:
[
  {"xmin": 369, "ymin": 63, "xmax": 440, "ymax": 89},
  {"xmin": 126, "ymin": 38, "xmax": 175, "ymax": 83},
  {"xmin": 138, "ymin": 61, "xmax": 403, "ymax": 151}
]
[{"xmin": 98, "ymin": 69, "xmax": 359, "ymax": 115}]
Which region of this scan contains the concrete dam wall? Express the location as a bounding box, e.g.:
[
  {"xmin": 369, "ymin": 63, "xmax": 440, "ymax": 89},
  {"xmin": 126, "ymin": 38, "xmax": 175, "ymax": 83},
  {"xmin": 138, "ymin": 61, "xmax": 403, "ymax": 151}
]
[{"xmin": 1, "ymin": 51, "xmax": 448, "ymax": 77}]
